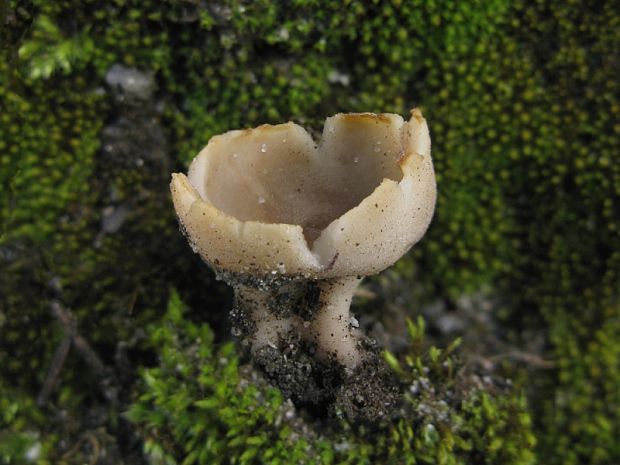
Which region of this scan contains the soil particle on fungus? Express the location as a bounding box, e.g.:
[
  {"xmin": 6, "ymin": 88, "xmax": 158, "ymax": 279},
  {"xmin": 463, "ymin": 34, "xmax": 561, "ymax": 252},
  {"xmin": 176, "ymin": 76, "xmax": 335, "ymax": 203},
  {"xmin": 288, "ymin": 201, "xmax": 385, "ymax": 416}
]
[
  {"xmin": 334, "ymin": 354, "xmax": 401, "ymax": 422},
  {"xmin": 229, "ymin": 289, "xmax": 257, "ymax": 338},
  {"xmin": 250, "ymin": 329, "xmax": 400, "ymax": 422},
  {"xmin": 269, "ymin": 281, "xmax": 321, "ymax": 320},
  {"xmin": 252, "ymin": 335, "xmax": 343, "ymax": 411}
]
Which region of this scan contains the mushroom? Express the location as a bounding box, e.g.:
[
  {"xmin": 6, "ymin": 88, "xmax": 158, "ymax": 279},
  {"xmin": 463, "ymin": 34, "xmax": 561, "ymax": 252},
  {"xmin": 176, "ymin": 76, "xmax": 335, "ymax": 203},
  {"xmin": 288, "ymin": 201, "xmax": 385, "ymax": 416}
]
[{"xmin": 170, "ymin": 109, "xmax": 436, "ymax": 407}]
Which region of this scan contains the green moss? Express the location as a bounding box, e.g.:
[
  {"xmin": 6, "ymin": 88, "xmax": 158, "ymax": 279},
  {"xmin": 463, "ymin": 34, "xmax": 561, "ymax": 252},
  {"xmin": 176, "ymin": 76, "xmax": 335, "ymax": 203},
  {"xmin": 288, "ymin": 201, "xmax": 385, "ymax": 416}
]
[
  {"xmin": 0, "ymin": 382, "xmax": 55, "ymax": 465},
  {"xmin": 407, "ymin": 2, "xmax": 620, "ymax": 459},
  {"xmin": 1, "ymin": 0, "xmax": 618, "ymax": 462},
  {"xmin": 0, "ymin": 45, "xmax": 106, "ymax": 386},
  {"xmin": 126, "ymin": 291, "xmax": 315, "ymax": 465},
  {"xmin": 0, "ymin": 1, "xmax": 221, "ymax": 389},
  {"xmin": 129, "ymin": 293, "xmax": 535, "ymax": 465},
  {"xmin": 541, "ymin": 305, "xmax": 620, "ymax": 465}
]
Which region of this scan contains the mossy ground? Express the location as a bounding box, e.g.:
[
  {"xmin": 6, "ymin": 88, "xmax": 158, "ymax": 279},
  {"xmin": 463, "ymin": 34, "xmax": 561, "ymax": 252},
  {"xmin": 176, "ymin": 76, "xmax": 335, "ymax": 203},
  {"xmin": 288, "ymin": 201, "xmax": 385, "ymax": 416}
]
[{"xmin": 1, "ymin": 0, "xmax": 618, "ymax": 464}]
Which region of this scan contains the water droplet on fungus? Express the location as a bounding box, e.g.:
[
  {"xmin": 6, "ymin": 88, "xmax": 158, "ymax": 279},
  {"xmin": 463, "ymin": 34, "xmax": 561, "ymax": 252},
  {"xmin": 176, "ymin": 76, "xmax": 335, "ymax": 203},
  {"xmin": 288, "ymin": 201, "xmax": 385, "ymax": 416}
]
[{"xmin": 260, "ymin": 143, "xmax": 267, "ymax": 153}]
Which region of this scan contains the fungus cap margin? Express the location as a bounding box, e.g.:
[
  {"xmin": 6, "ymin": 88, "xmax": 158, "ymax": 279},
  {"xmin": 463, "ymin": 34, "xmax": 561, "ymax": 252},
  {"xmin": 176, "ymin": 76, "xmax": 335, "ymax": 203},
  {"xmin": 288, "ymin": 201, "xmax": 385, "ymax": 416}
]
[{"xmin": 170, "ymin": 109, "xmax": 436, "ymax": 279}]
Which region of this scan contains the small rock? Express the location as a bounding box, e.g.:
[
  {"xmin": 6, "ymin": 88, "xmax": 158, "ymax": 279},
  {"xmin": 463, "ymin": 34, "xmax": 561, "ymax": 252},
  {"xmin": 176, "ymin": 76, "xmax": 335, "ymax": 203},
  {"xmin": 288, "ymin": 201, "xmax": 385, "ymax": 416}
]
[{"xmin": 105, "ymin": 64, "xmax": 155, "ymax": 100}]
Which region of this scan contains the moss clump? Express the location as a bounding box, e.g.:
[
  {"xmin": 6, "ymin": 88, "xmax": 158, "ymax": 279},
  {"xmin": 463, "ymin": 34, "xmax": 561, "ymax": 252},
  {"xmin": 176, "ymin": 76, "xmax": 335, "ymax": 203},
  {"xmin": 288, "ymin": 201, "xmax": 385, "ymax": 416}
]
[
  {"xmin": 128, "ymin": 293, "xmax": 535, "ymax": 465},
  {"xmin": 540, "ymin": 306, "xmax": 620, "ymax": 465},
  {"xmin": 0, "ymin": 52, "xmax": 106, "ymax": 386},
  {"xmin": 0, "ymin": 381, "xmax": 55, "ymax": 464},
  {"xmin": 126, "ymin": 291, "xmax": 318, "ymax": 465},
  {"xmin": 410, "ymin": 2, "xmax": 620, "ymax": 461},
  {"xmin": 1, "ymin": 1, "xmax": 222, "ymax": 391}
]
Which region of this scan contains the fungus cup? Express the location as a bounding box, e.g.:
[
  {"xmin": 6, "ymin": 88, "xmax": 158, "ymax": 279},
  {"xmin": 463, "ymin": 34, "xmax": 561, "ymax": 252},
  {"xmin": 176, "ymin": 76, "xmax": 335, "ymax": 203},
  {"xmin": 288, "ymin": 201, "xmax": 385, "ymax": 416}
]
[{"xmin": 171, "ymin": 109, "xmax": 436, "ymax": 418}]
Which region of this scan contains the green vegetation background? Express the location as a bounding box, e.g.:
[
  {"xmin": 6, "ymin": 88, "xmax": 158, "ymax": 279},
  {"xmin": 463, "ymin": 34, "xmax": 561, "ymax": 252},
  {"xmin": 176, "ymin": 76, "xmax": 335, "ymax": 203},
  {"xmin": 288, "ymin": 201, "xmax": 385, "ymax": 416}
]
[{"xmin": 0, "ymin": 0, "xmax": 618, "ymax": 463}]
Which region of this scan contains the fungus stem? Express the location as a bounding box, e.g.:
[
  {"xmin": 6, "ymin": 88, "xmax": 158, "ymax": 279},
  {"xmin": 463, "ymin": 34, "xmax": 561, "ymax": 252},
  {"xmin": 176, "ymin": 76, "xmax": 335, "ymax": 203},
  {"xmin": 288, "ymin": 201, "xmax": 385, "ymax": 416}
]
[
  {"xmin": 231, "ymin": 276, "xmax": 362, "ymax": 368},
  {"xmin": 309, "ymin": 277, "xmax": 362, "ymax": 368}
]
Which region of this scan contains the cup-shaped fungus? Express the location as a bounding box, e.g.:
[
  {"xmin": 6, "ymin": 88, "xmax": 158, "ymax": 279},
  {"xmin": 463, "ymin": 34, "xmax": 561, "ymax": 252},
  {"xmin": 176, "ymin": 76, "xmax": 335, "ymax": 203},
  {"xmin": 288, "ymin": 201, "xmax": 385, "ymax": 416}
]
[{"xmin": 171, "ymin": 109, "xmax": 436, "ymax": 417}]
